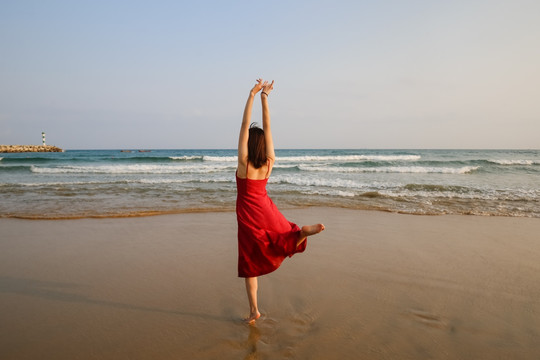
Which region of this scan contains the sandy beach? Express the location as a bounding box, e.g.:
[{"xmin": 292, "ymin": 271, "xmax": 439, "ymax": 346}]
[{"xmin": 1, "ymin": 208, "xmax": 540, "ymax": 359}]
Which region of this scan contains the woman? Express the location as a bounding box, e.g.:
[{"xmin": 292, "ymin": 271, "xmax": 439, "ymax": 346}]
[{"xmin": 236, "ymin": 79, "xmax": 325, "ymax": 324}]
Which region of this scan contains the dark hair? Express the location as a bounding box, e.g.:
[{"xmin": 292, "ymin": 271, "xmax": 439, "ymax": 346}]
[{"xmin": 248, "ymin": 123, "xmax": 267, "ymax": 168}]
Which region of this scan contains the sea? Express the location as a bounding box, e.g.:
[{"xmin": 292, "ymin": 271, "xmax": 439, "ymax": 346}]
[{"xmin": 0, "ymin": 149, "xmax": 539, "ymax": 219}]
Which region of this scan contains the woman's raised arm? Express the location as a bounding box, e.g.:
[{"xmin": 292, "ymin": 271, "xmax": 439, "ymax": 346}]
[
  {"xmin": 238, "ymin": 79, "xmax": 263, "ymax": 169},
  {"xmin": 261, "ymin": 80, "xmax": 275, "ymax": 164}
]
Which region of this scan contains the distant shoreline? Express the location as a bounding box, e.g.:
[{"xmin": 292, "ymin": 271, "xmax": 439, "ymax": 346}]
[{"xmin": 0, "ymin": 145, "xmax": 64, "ymax": 153}]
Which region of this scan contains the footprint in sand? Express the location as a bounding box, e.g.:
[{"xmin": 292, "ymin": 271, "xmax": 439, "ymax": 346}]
[
  {"xmin": 406, "ymin": 309, "xmax": 452, "ymax": 331},
  {"xmin": 289, "ymin": 312, "xmax": 315, "ymax": 336},
  {"xmin": 256, "ymin": 310, "xmax": 316, "ymax": 358}
]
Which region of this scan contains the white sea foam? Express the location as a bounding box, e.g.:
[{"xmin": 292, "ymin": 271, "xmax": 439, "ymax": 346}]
[
  {"xmin": 169, "ymin": 156, "xmax": 203, "ymax": 161},
  {"xmin": 203, "ymin": 156, "xmax": 238, "ymax": 162},
  {"xmin": 298, "ymin": 165, "xmax": 479, "ymax": 174},
  {"xmin": 491, "ymin": 159, "xmax": 536, "ymax": 165}
]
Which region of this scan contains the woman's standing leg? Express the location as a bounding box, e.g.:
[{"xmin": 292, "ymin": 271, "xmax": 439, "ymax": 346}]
[{"xmin": 245, "ymin": 277, "xmax": 261, "ymax": 323}]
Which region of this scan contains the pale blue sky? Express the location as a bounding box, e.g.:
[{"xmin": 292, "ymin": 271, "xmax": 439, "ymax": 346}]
[{"xmin": 1, "ymin": 0, "xmax": 539, "ymax": 149}]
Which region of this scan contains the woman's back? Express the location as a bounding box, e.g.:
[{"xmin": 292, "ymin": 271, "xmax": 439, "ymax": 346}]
[{"xmin": 236, "ymin": 160, "xmax": 272, "ymax": 181}]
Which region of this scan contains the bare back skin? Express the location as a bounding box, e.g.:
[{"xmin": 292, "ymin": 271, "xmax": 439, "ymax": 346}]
[{"xmin": 237, "ymin": 160, "xmax": 273, "ymax": 180}]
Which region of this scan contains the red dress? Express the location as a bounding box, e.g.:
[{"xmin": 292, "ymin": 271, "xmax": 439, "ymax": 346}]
[{"xmin": 236, "ymin": 163, "xmax": 307, "ymax": 278}]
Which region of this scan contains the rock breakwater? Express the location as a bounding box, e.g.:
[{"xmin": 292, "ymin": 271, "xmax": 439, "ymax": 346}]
[{"xmin": 0, "ymin": 145, "xmax": 64, "ymax": 153}]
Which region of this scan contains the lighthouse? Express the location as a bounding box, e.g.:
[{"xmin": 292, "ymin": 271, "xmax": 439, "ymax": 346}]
[{"xmin": 42, "ymin": 132, "xmax": 46, "ymax": 146}]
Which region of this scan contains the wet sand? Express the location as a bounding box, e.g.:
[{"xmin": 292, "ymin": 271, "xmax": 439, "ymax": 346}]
[{"xmin": 1, "ymin": 208, "xmax": 540, "ymax": 359}]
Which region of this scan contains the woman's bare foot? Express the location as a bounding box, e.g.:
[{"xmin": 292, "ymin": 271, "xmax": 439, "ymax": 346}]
[
  {"xmin": 297, "ymin": 223, "xmax": 325, "ymax": 246},
  {"xmin": 244, "ymin": 311, "xmax": 261, "ymax": 325},
  {"xmin": 302, "ymin": 224, "xmax": 325, "ymax": 237}
]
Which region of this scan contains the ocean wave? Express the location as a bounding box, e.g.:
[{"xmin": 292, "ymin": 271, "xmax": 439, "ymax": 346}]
[
  {"xmin": 0, "ymin": 165, "xmax": 33, "ymax": 172},
  {"xmin": 0, "ymin": 177, "xmax": 237, "ymax": 188},
  {"xmin": 169, "ymin": 156, "xmax": 204, "ymax": 161},
  {"xmin": 277, "ymin": 154, "xmax": 421, "ymax": 162},
  {"xmin": 403, "ymin": 183, "xmax": 478, "ymax": 193},
  {"xmin": 489, "ymin": 159, "xmax": 539, "ymax": 165},
  {"xmin": 380, "ymin": 188, "xmax": 539, "ymax": 202},
  {"xmin": 29, "ymin": 164, "xmax": 236, "ymax": 174},
  {"xmin": 110, "ymin": 156, "xmax": 174, "ymax": 162},
  {"xmin": 272, "ymin": 164, "xmax": 299, "ymax": 169},
  {"xmin": 270, "ymin": 175, "xmax": 370, "ymax": 189},
  {"xmin": 2, "ymin": 155, "xmax": 184, "ymax": 164},
  {"xmin": 302, "ymin": 189, "xmax": 356, "ymax": 197},
  {"xmin": 0, "ymin": 156, "xmax": 61, "ymax": 163},
  {"xmin": 203, "ymin": 155, "xmax": 238, "ymax": 162},
  {"xmin": 271, "ymin": 183, "xmax": 539, "ymax": 203},
  {"xmin": 298, "ymin": 165, "xmax": 479, "ymax": 174},
  {"xmin": 138, "ymin": 177, "xmax": 234, "ymax": 184},
  {"xmin": 0, "ymin": 180, "xmax": 120, "ymax": 187},
  {"xmin": 197, "ymin": 154, "xmax": 422, "ymax": 163}
]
